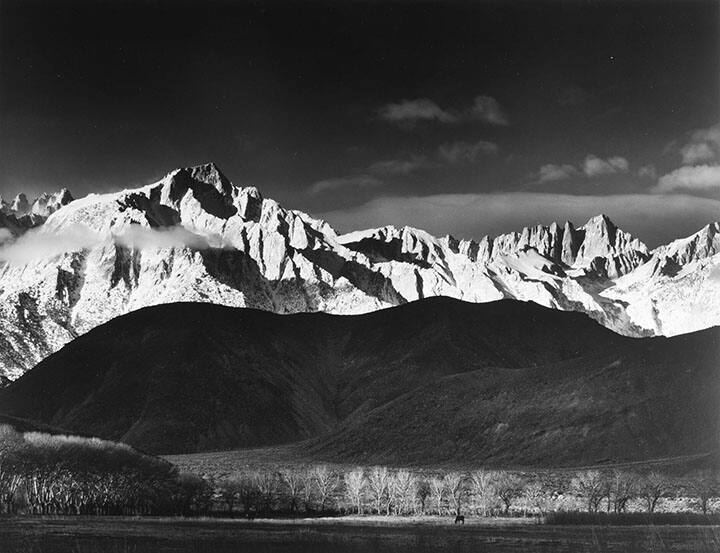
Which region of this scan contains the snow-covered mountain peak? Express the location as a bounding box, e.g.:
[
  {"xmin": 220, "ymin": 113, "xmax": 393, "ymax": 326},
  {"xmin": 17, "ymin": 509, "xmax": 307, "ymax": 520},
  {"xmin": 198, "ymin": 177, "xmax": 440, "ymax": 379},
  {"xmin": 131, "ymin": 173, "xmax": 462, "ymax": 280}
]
[
  {"xmin": 0, "ymin": 162, "xmax": 718, "ymax": 383},
  {"xmin": 581, "ymin": 213, "xmax": 614, "ymax": 229},
  {"xmin": 0, "ymin": 189, "xmax": 75, "ymax": 236},
  {"xmin": 339, "ymin": 224, "xmax": 447, "ymax": 268},
  {"xmin": 10, "ymin": 193, "xmax": 30, "ymax": 215},
  {"xmin": 29, "ymin": 189, "xmax": 74, "ymax": 217},
  {"xmin": 653, "ymin": 221, "xmax": 720, "ymax": 266}
]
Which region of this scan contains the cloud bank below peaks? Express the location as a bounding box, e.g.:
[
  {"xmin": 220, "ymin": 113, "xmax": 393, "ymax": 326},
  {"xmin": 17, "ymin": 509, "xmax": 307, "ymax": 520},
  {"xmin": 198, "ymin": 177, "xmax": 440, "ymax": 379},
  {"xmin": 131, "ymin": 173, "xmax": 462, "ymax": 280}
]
[
  {"xmin": 318, "ymin": 191, "xmax": 720, "ymax": 249},
  {"xmin": 0, "ymin": 224, "xmax": 228, "ymax": 264}
]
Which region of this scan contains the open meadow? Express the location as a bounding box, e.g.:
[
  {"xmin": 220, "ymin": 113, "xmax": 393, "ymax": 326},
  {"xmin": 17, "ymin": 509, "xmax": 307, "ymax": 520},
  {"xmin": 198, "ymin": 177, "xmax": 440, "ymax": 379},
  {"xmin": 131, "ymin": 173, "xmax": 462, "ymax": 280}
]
[{"xmin": 1, "ymin": 516, "xmax": 719, "ymax": 553}]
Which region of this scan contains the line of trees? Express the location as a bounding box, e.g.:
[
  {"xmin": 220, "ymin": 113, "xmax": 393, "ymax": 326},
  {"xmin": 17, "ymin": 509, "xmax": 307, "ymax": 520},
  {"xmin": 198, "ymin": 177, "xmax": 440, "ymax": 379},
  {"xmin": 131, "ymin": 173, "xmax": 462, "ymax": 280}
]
[
  {"xmin": 1, "ymin": 425, "xmax": 717, "ymax": 518},
  {"xmin": 0, "ymin": 425, "xmax": 194, "ymax": 515},
  {"xmin": 212, "ymin": 466, "xmax": 719, "ymax": 518}
]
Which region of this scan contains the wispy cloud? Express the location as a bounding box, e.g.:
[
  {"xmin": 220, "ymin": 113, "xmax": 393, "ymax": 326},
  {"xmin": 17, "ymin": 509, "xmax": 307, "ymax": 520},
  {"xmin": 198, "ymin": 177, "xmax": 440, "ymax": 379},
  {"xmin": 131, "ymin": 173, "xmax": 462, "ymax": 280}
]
[
  {"xmin": 582, "ymin": 155, "xmax": 629, "ymax": 177},
  {"xmin": 654, "ymin": 164, "xmax": 720, "ymax": 194},
  {"xmin": 378, "ymin": 95, "xmax": 508, "ymax": 128},
  {"xmin": 677, "ymin": 123, "xmax": 720, "ymax": 165},
  {"xmin": 367, "ymin": 156, "xmax": 433, "ymax": 176},
  {"xmin": 314, "ymin": 140, "xmax": 499, "ymax": 194},
  {"xmin": 637, "ymin": 164, "xmax": 657, "ymax": 180},
  {"xmin": 309, "ymin": 174, "xmax": 383, "ymax": 195},
  {"xmin": 0, "ymin": 224, "xmax": 227, "ymax": 264},
  {"xmin": 0, "ymin": 225, "xmax": 103, "ymax": 264},
  {"xmin": 470, "ymin": 95, "xmax": 508, "ymax": 126},
  {"xmin": 378, "ymin": 98, "xmax": 457, "ymax": 126},
  {"xmin": 534, "ymin": 154, "xmax": 629, "ymax": 183},
  {"xmin": 537, "ymin": 164, "xmax": 579, "ymax": 182},
  {"xmin": 116, "ymin": 226, "xmax": 224, "ymax": 250},
  {"xmin": 438, "ymin": 140, "xmax": 498, "ymax": 163}
]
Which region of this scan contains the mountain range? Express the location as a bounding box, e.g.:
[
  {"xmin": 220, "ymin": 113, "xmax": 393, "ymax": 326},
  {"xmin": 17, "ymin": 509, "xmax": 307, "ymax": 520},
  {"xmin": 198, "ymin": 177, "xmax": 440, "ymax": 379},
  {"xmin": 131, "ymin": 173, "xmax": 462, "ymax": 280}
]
[
  {"xmin": 0, "ymin": 162, "xmax": 718, "ymax": 382},
  {"xmin": 0, "ymin": 189, "xmax": 74, "ymax": 239},
  {"xmin": 1, "ymin": 297, "xmax": 717, "ymax": 467}
]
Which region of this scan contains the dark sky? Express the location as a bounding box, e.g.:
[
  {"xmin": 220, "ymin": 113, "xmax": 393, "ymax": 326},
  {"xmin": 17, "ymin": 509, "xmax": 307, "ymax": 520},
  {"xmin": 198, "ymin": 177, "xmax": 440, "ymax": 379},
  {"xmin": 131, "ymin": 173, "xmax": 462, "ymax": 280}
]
[{"xmin": 1, "ymin": 0, "xmax": 718, "ymax": 246}]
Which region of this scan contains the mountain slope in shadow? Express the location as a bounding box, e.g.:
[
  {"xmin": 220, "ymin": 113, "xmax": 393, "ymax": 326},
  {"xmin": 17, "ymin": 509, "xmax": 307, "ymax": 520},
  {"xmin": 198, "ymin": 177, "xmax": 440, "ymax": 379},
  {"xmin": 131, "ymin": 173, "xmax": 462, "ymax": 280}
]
[{"xmin": 1, "ymin": 297, "xmax": 717, "ymax": 466}]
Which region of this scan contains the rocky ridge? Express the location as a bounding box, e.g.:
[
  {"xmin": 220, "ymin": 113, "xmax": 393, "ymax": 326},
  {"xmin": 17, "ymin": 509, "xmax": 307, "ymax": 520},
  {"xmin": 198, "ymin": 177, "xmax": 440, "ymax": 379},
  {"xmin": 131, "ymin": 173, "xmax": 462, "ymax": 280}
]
[{"xmin": 0, "ymin": 162, "xmax": 717, "ymax": 381}]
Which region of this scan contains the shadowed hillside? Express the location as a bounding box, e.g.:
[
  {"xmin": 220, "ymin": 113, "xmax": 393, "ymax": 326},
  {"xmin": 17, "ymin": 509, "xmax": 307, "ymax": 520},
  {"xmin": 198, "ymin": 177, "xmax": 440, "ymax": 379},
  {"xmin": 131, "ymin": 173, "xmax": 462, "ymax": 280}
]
[{"xmin": 1, "ymin": 297, "xmax": 717, "ymax": 466}]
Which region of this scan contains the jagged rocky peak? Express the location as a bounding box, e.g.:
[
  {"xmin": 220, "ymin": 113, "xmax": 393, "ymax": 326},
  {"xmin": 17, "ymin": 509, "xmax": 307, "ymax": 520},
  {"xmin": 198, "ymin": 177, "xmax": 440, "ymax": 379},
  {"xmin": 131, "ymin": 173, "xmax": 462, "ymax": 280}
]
[
  {"xmin": 461, "ymin": 214, "xmax": 648, "ymax": 278},
  {"xmin": 337, "ymin": 214, "xmax": 648, "ymax": 279},
  {"xmin": 339, "ymin": 225, "xmax": 445, "ymax": 267},
  {"xmin": 655, "ymin": 221, "xmax": 720, "ymax": 266},
  {"xmin": 158, "ymin": 162, "xmax": 277, "ymax": 226},
  {"xmin": 0, "ymin": 189, "xmax": 74, "ymax": 233},
  {"xmin": 188, "ymin": 162, "xmax": 233, "ymax": 196},
  {"xmin": 573, "ymin": 214, "xmax": 647, "ymax": 267},
  {"xmin": 29, "ymin": 188, "xmax": 74, "ymax": 217},
  {"xmin": 10, "ymin": 193, "xmax": 30, "ymax": 215},
  {"xmin": 158, "ymin": 162, "xmax": 237, "ymax": 213}
]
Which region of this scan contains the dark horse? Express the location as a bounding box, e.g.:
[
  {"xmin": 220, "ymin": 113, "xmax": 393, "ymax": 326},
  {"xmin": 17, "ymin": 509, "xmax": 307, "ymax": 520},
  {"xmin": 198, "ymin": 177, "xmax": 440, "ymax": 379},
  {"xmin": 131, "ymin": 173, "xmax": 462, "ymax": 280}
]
[{"xmin": 454, "ymin": 515, "xmax": 465, "ymax": 524}]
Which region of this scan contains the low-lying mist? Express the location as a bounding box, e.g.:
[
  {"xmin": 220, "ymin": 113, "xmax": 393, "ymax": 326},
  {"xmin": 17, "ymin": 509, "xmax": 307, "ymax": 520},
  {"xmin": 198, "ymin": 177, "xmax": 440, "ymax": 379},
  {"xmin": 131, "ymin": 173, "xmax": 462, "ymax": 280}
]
[{"xmin": 0, "ymin": 224, "xmax": 229, "ymax": 264}]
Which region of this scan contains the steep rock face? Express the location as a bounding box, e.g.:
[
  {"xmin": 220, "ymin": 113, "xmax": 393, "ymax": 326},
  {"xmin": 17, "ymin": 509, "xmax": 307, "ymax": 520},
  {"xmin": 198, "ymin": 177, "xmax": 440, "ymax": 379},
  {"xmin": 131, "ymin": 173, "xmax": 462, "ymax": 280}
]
[
  {"xmin": 0, "ymin": 164, "xmax": 404, "ymax": 379},
  {"xmin": 29, "ymin": 189, "xmax": 74, "ymax": 218},
  {"xmin": 0, "ymin": 162, "xmax": 717, "ymax": 381},
  {"xmin": 601, "ymin": 223, "xmax": 720, "ymax": 336},
  {"xmin": 447, "ymin": 214, "xmax": 649, "ymax": 278},
  {"xmin": 0, "ymin": 189, "xmax": 75, "ymax": 237}
]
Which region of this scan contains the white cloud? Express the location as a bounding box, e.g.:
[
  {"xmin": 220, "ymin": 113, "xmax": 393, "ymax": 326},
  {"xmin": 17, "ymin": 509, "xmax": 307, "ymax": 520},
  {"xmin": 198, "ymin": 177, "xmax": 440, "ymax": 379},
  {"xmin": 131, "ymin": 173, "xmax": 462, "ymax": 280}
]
[
  {"xmin": 537, "ymin": 164, "xmax": 579, "ymax": 182},
  {"xmin": 0, "ymin": 229, "xmax": 14, "ymax": 243},
  {"xmin": 0, "ymin": 224, "xmax": 225, "ymax": 264},
  {"xmin": 378, "ymin": 95, "xmax": 508, "ymax": 128},
  {"xmin": 378, "ymin": 99, "xmax": 457, "ymax": 125},
  {"xmin": 471, "ymin": 95, "xmax": 508, "ymax": 126},
  {"xmin": 678, "ymin": 123, "xmax": 720, "ymax": 165},
  {"xmin": 680, "ymin": 142, "xmax": 716, "ymax": 165},
  {"xmin": 0, "ymin": 225, "xmax": 103, "ymax": 264},
  {"xmin": 582, "ymin": 155, "xmax": 629, "ymax": 177},
  {"xmin": 637, "ymin": 164, "xmax": 657, "ymax": 180},
  {"xmin": 438, "ymin": 140, "xmax": 498, "ymax": 163},
  {"xmin": 535, "ymin": 155, "xmax": 630, "ymax": 183},
  {"xmin": 367, "ymin": 156, "xmax": 432, "ymax": 176},
  {"xmin": 654, "ymin": 164, "xmax": 720, "ymax": 193},
  {"xmin": 309, "ymin": 174, "xmax": 383, "ymax": 195},
  {"xmin": 114, "ymin": 226, "xmax": 224, "ymax": 250},
  {"xmin": 318, "ymin": 192, "xmax": 720, "ymax": 248}
]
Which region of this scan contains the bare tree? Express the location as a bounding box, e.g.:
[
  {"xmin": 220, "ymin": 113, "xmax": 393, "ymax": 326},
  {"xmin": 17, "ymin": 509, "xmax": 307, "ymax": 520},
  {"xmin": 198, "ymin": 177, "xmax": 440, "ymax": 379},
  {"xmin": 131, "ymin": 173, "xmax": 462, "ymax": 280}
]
[
  {"xmin": 388, "ymin": 470, "xmax": 415, "ymax": 516},
  {"xmin": 571, "ymin": 470, "xmax": 608, "ymax": 513},
  {"xmin": 443, "ymin": 472, "xmax": 468, "ymax": 517},
  {"xmin": 279, "ymin": 468, "xmax": 305, "ymax": 515},
  {"xmin": 367, "ymin": 466, "xmax": 389, "ymax": 515},
  {"xmin": 523, "ymin": 480, "xmax": 549, "ymax": 516},
  {"xmin": 492, "ymin": 471, "xmax": 524, "ymax": 515},
  {"xmin": 0, "ymin": 426, "xmax": 24, "ymax": 514},
  {"xmin": 254, "ymin": 471, "xmax": 278, "ymax": 515},
  {"xmin": 301, "ymin": 468, "xmax": 315, "ymax": 512},
  {"xmin": 312, "ymin": 465, "xmax": 339, "ymax": 513},
  {"xmin": 429, "ymin": 476, "xmax": 445, "ymax": 515},
  {"xmin": 238, "ymin": 471, "xmax": 261, "ymax": 517},
  {"xmin": 218, "ymin": 474, "xmax": 243, "ymax": 514},
  {"xmin": 470, "ymin": 469, "xmax": 497, "ymax": 517},
  {"xmin": 608, "ymin": 470, "xmax": 635, "ymax": 514},
  {"xmin": 416, "ymin": 479, "xmax": 431, "ymax": 515},
  {"xmin": 637, "ymin": 472, "xmax": 669, "ymax": 514},
  {"xmin": 686, "ymin": 470, "xmax": 718, "ymax": 515},
  {"xmin": 343, "ymin": 468, "xmax": 366, "ymax": 515}
]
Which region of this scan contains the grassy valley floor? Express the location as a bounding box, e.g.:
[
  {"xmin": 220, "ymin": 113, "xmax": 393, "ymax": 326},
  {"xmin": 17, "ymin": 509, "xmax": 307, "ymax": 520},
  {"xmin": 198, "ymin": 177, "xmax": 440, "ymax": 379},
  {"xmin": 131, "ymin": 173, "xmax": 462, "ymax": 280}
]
[{"xmin": 0, "ymin": 516, "xmax": 718, "ymax": 553}]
